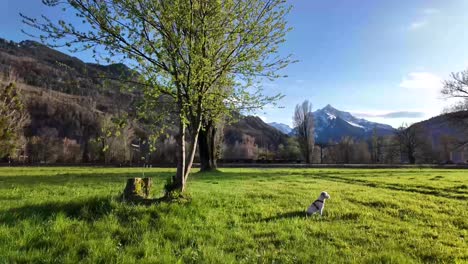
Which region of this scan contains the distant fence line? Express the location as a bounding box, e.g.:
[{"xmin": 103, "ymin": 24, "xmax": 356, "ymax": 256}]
[
  {"xmin": 216, "ymin": 163, "xmax": 468, "ymax": 169},
  {"xmin": 0, "ymin": 162, "xmax": 467, "ymax": 169}
]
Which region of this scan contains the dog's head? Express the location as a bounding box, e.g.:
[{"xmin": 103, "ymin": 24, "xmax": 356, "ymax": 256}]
[{"xmin": 320, "ymin": 191, "xmax": 330, "ymax": 199}]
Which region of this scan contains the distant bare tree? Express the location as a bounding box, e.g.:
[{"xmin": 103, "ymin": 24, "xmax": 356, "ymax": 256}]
[
  {"xmin": 316, "ymin": 142, "xmax": 329, "ymax": 164},
  {"xmin": 293, "ymin": 100, "xmax": 315, "ymax": 163},
  {"xmin": 370, "ymin": 127, "xmax": 384, "ymax": 163},
  {"xmin": 61, "ymin": 138, "xmax": 82, "ymax": 163},
  {"xmin": 222, "ymin": 135, "xmax": 258, "ymax": 160},
  {"xmin": 395, "ymin": 125, "xmax": 416, "ymax": 164},
  {"xmin": 442, "ymin": 70, "xmax": 468, "ymax": 114},
  {"xmin": 337, "ymin": 136, "xmax": 354, "ymax": 164},
  {"xmin": 441, "ymin": 71, "xmax": 468, "ymax": 134},
  {"xmin": 395, "ymin": 124, "xmax": 429, "ymax": 164},
  {"xmin": 438, "ymin": 135, "xmax": 460, "ymax": 162},
  {"xmin": 442, "ymin": 70, "xmax": 468, "ymax": 99},
  {"xmin": 353, "ymin": 141, "xmax": 371, "ymax": 164},
  {"xmin": 442, "ymin": 98, "xmax": 468, "ymax": 113},
  {"xmin": 381, "ymin": 136, "xmax": 400, "ymax": 164}
]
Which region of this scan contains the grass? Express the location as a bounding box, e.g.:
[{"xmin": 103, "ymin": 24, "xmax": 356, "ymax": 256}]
[{"xmin": 0, "ymin": 167, "xmax": 467, "ymax": 263}]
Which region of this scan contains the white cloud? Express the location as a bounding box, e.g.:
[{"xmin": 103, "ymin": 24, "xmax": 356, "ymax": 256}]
[
  {"xmin": 408, "ymin": 20, "xmax": 427, "ymax": 31},
  {"xmin": 399, "ymin": 72, "xmax": 443, "ymax": 91},
  {"xmin": 407, "ymin": 8, "xmax": 440, "ymax": 31}
]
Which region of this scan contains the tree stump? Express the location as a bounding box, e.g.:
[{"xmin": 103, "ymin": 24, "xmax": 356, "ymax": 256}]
[{"xmin": 122, "ymin": 178, "xmax": 152, "ymax": 201}]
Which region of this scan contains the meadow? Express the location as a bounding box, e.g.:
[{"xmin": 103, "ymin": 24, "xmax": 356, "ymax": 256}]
[{"xmin": 0, "ymin": 167, "xmax": 466, "ymax": 263}]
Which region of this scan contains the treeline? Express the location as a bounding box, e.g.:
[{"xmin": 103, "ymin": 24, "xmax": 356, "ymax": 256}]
[
  {"xmin": 0, "ymin": 81, "xmax": 464, "ymax": 165},
  {"xmin": 218, "ymin": 128, "xmax": 460, "ymax": 165}
]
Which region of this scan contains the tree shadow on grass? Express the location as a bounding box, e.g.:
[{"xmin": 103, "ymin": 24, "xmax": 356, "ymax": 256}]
[
  {"xmin": 0, "ymin": 195, "xmax": 183, "ymax": 227},
  {"xmin": 0, "ymin": 171, "xmax": 175, "ymax": 189},
  {"xmin": 0, "ymin": 196, "xmax": 114, "ymax": 226},
  {"xmin": 261, "ymin": 210, "xmax": 308, "ymax": 222}
]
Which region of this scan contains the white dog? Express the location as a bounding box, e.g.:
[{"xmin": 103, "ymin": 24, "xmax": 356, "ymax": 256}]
[{"xmin": 307, "ymin": 191, "xmax": 330, "ymax": 216}]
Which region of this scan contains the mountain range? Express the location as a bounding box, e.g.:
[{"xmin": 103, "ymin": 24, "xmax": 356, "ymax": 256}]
[
  {"xmin": 269, "ymin": 104, "xmax": 396, "ymax": 143},
  {"xmin": 1, "ymin": 37, "xmax": 467, "ymax": 161},
  {"xmin": 267, "ymin": 122, "xmax": 293, "ymax": 135}
]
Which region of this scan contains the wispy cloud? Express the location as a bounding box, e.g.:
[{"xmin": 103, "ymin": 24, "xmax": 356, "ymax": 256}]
[
  {"xmin": 408, "ymin": 21, "xmax": 427, "ymax": 31},
  {"xmin": 399, "ymin": 72, "xmax": 443, "ymax": 91},
  {"xmin": 407, "ymin": 8, "xmax": 439, "ymax": 31},
  {"xmin": 353, "ymin": 111, "xmax": 425, "ymax": 119}
]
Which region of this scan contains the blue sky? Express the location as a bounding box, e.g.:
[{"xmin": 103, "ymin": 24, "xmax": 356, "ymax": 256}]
[{"xmin": 2, "ymin": 0, "xmax": 468, "ymax": 128}]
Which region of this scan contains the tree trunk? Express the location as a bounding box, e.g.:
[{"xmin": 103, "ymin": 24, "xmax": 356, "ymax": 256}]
[
  {"xmin": 306, "ymin": 144, "xmax": 313, "ymax": 164},
  {"xmin": 184, "ymin": 120, "xmax": 202, "ymax": 180},
  {"xmin": 209, "ymin": 124, "xmax": 218, "ymax": 170},
  {"xmin": 408, "ymin": 151, "xmax": 416, "ymax": 164},
  {"xmin": 199, "ymin": 122, "xmax": 218, "ymax": 172},
  {"xmin": 308, "ymin": 144, "xmax": 314, "ymax": 164},
  {"xmin": 170, "ymin": 116, "xmax": 202, "ymax": 193},
  {"xmin": 174, "ymin": 120, "xmax": 186, "ymax": 193},
  {"xmin": 320, "ymin": 145, "xmax": 324, "ymax": 164},
  {"xmin": 122, "ymin": 177, "xmax": 152, "ymax": 201}
]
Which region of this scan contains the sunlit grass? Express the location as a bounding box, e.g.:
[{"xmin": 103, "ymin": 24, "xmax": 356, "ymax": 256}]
[{"xmin": 0, "ymin": 167, "xmax": 466, "ymax": 263}]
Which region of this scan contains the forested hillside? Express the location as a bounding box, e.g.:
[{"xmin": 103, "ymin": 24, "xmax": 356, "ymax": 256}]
[{"xmin": 0, "ymin": 38, "xmax": 289, "ymax": 164}]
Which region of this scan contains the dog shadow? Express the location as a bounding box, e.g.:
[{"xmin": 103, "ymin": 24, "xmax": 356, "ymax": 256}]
[{"xmin": 261, "ymin": 210, "xmax": 309, "ymax": 222}]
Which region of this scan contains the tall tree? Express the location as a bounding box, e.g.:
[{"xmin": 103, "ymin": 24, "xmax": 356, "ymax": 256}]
[
  {"xmin": 0, "ymin": 83, "xmax": 30, "ymax": 159},
  {"xmin": 197, "ymin": 85, "xmax": 229, "ymax": 172},
  {"xmin": 381, "ymin": 136, "xmax": 400, "ymax": 164},
  {"xmin": 337, "ymin": 136, "xmax": 353, "ymax": 164},
  {"xmin": 316, "ymin": 142, "xmax": 328, "ymax": 164},
  {"xmin": 395, "ymin": 124, "xmax": 427, "ymax": 164},
  {"xmin": 198, "ymin": 84, "xmax": 277, "ymax": 171},
  {"xmin": 370, "ymin": 127, "xmax": 383, "ymax": 163},
  {"xmin": 23, "ymin": 0, "xmax": 293, "ymax": 193},
  {"xmin": 293, "ymin": 100, "xmax": 314, "ymax": 163}
]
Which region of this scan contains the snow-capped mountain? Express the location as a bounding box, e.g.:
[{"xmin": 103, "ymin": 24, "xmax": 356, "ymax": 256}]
[
  {"xmin": 313, "ymin": 105, "xmax": 395, "ymax": 143},
  {"xmin": 268, "ymin": 122, "xmax": 293, "ymax": 134},
  {"xmin": 266, "ymin": 105, "xmax": 396, "ymax": 143}
]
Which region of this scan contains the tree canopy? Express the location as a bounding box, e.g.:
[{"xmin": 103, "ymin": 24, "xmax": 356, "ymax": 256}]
[{"xmin": 23, "ymin": 0, "xmax": 293, "ymax": 192}]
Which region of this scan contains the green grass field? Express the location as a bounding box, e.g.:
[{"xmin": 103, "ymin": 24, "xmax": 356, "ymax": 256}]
[{"xmin": 0, "ymin": 167, "xmax": 466, "ymax": 263}]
